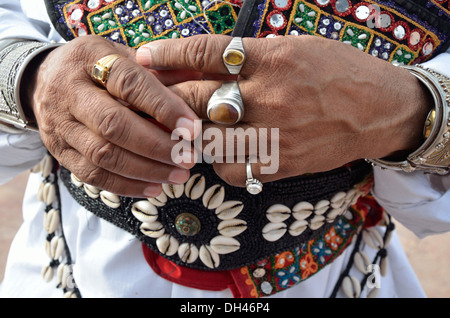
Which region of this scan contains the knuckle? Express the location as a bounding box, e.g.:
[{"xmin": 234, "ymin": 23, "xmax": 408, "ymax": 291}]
[
  {"xmin": 86, "ymin": 140, "xmax": 117, "ymax": 169},
  {"xmin": 146, "ymin": 135, "xmax": 165, "ymax": 159},
  {"xmin": 184, "ymin": 35, "xmax": 212, "ymax": 71},
  {"xmin": 213, "ymin": 164, "xmax": 242, "ymax": 187},
  {"xmin": 148, "ymin": 94, "xmax": 171, "ymax": 123},
  {"xmin": 112, "ymin": 64, "xmax": 143, "ymax": 102},
  {"xmin": 78, "ymin": 165, "xmax": 107, "ymax": 188},
  {"xmin": 96, "ymin": 108, "xmax": 129, "ymax": 143}
]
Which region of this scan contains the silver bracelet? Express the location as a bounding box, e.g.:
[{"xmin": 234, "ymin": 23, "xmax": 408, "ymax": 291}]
[
  {"xmin": 367, "ymin": 65, "xmax": 450, "ymax": 175},
  {"xmin": 0, "ymin": 40, "xmax": 62, "ymax": 131}
]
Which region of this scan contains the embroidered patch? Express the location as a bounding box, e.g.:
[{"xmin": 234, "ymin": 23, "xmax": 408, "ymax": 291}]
[
  {"xmin": 249, "ymin": 0, "xmax": 450, "ymax": 64},
  {"xmin": 47, "ymin": 0, "xmax": 241, "ymax": 47},
  {"xmin": 237, "ymin": 193, "xmax": 382, "ymax": 298}
]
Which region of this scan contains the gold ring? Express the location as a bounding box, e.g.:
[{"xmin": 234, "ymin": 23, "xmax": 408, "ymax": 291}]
[{"xmin": 92, "ymin": 54, "xmax": 123, "ymax": 87}]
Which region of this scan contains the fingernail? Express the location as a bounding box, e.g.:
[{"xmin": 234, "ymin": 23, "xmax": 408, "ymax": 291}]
[
  {"xmin": 143, "ymin": 184, "xmax": 162, "ymax": 198},
  {"xmin": 177, "ymin": 150, "xmax": 198, "ymax": 168},
  {"xmin": 136, "ymin": 47, "xmax": 152, "ymax": 66},
  {"xmin": 169, "ymin": 168, "xmax": 190, "ymax": 184},
  {"xmin": 175, "ymin": 117, "xmax": 196, "ymax": 141}
]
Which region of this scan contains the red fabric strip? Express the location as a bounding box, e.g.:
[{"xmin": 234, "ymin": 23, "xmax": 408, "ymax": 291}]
[{"xmin": 142, "ymin": 244, "xmax": 244, "ymax": 297}]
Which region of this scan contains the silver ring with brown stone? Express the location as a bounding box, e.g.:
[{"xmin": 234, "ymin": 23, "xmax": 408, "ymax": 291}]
[{"xmin": 207, "ymin": 81, "xmax": 244, "ymax": 125}]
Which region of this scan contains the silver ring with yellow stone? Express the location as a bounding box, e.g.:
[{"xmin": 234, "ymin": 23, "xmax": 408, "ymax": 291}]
[
  {"xmin": 222, "ymin": 37, "xmax": 245, "ymax": 75},
  {"xmin": 207, "ymin": 81, "xmax": 244, "ymax": 125}
]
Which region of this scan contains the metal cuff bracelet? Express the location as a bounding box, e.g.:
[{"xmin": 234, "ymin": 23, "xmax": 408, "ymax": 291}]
[
  {"xmin": 367, "ymin": 65, "xmax": 450, "ymax": 175},
  {"xmin": 0, "ymin": 40, "xmax": 63, "ymax": 131}
]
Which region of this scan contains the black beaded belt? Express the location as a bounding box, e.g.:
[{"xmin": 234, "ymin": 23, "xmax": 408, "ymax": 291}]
[{"xmin": 60, "ymin": 161, "xmax": 372, "ymax": 271}]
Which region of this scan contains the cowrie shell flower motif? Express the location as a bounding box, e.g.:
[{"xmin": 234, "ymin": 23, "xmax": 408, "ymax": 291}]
[
  {"xmin": 135, "ymin": 173, "xmax": 246, "ymax": 269},
  {"xmin": 262, "ymin": 186, "xmax": 364, "ymax": 242},
  {"xmin": 70, "ymin": 171, "xmax": 248, "ymax": 269}
]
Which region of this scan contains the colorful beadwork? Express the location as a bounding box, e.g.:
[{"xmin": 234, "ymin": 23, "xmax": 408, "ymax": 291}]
[
  {"xmin": 251, "ymin": 0, "xmax": 450, "ymax": 64},
  {"xmin": 50, "ymin": 0, "xmax": 240, "ymax": 47}
]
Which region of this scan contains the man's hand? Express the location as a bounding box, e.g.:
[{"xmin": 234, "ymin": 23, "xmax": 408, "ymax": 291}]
[
  {"xmin": 137, "ymin": 34, "xmax": 432, "ymax": 187},
  {"xmin": 26, "ymin": 35, "xmax": 200, "ymax": 197}
]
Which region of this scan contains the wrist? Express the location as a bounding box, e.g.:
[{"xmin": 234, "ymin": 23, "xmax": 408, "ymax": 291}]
[
  {"xmin": 0, "ymin": 40, "xmax": 62, "ymax": 131},
  {"xmin": 367, "ymin": 65, "xmax": 450, "ymax": 175},
  {"xmin": 384, "ymin": 66, "xmax": 434, "ymax": 160}
]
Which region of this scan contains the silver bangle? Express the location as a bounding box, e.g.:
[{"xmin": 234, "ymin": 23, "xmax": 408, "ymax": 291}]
[
  {"xmin": 367, "ymin": 65, "xmax": 450, "ymax": 175},
  {"xmin": 0, "ymin": 40, "xmax": 62, "ymax": 131}
]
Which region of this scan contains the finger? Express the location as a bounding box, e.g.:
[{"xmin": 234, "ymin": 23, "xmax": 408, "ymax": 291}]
[
  {"xmin": 198, "ymin": 121, "xmax": 260, "ymax": 163},
  {"xmin": 212, "ymin": 159, "xmax": 280, "ymax": 188},
  {"xmin": 169, "ymin": 79, "xmax": 262, "ymax": 122},
  {"xmin": 150, "ymin": 69, "xmax": 203, "ymax": 86},
  {"xmin": 87, "ymin": 52, "xmax": 200, "ymax": 141},
  {"xmin": 151, "ymin": 69, "xmax": 236, "ymax": 86},
  {"xmin": 69, "ymin": 84, "xmax": 197, "ymax": 169},
  {"xmin": 136, "ymin": 35, "xmax": 260, "ymax": 77},
  {"xmin": 56, "ymin": 147, "xmax": 163, "ymax": 198},
  {"xmin": 63, "ymin": 121, "xmax": 192, "ymax": 185}
]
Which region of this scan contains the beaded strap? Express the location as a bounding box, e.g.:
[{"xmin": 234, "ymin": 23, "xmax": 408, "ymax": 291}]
[{"xmin": 59, "ymin": 161, "xmax": 373, "ymax": 271}]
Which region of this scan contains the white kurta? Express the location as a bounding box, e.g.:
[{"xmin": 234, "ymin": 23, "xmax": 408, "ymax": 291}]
[{"xmin": 0, "ymin": 0, "xmax": 449, "ymax": 298}]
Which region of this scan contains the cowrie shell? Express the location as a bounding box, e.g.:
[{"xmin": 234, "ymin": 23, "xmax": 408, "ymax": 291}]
[
  {"xmin": 156, "ymin": 234, "xmax": 179, "ymax": 256},
  {"xmin": 331, "ymin": 191, "xmax": 346, "ymax": 209},
  {"xmin": 41, "ymin": 265, "xmax": 54, "ymax": 283},
  {"xmin": 314, "ymin": 200, "xmax": 330, "ymax": 215},
  {"xmin": 70, "ymin": 173, "xmax": 83, "ymax": 187},
  {"xmin": 84, "ymin": 184, "xmax": 100, "ymax": 199},
  {"xmin": 178, "ymin": 243, "xmax": 199, "ymax": 263},
  {"xmin": 37, "ymin": 181, "xmax": 45, "ymax": 202},
  {"xmin": 309, "ymin": 215, "xmax": 325, "ymax": 230},
  {"xmin": 162, "ymin": 183, "xmax": 184, "ymax": 199},
  {"xmin": 262, "ymin": 222, "xmax": 287, "ymax": 242},
  {"xmin": 363, "ymin": 228, "xmax": 384, "ymax": 250},
  {"xmin": 292, "ymin": 201, "xmax": 313, "ymax": 220},
  {"xmin": 203, "ymin": 184, "xmax": 225, "ymax": 209},
  {"xmin": 217, "ymin": 219, "xmax": 247, "ymax": 237},
  {"xmin": 100, "ymin": 190, "xmax": 121, "ymax": 209},
  {"xmin": 44, "ymin": 208, "xmax": 60, "ymax": 234},
  {"xmin": 353, "ymin": 251, "xmax": 370, "ymax": 274},
  {"xmin": 342, "ymin": 276, "xmax": 361, "ymax": 298},
  {"xmin": 131, "ymin": 200, "xmax": 158, "ymax": 223},
  {"xmin": 326, "ymin": 208, "xmax": 344, "ymax": 222},
  {"xmin": 292, "ymin": 201, "xmax": 313, "ymax": 212},
  {"xmin": 148, "ymin": 191, "xmax": 167, "ymax": 207},
  {"xmin": 199, "ymin": 245, "xmax": 220, "ymax": 269},
  {"xmin": 266, "ymin": 204, "xmax": 291, "ymax": 223},
  {"xmin": 140, "ymin": 221, "xmax": 165, "ymax": 238},
  {"xmin": 289, "ymin": 219, "xmax": 308, "ymax": 236},
  {"xmin": 42, "ymin": 182, "xmax": 56, "ymax": 205},
  {"xmin": 50, "ymin": 236, "xmax": 65, "ymax": 260},
  {"xmin": 184, "ymin": 173, "xmax": 206, "ymax": 200},
  {"xmin": 41, "ymin": 155, "xmax": 53, "ymax": 178},
  {"xmin": 215, "ymin": 201, "xmax": 244, "ymax": 220},
  {"xmin": 210, "ymin": 235, "xmax": 240, "ymax": 254}
]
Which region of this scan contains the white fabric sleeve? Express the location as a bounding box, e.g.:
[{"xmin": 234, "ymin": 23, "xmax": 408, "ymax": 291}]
[
  {"xmin": 372, "ymin": 47, "xmax": 450, "ymax": 239},
  {"xmin": 0, "ymin": 132, "xmax": 47, "ymax": 185},
  {"xmin": 0, "ymin": 0, "xmax": 52, "ymax": 184},
  {"xmin": 0, "ymin": 1, "xmax": 51, "ymax": 41}
]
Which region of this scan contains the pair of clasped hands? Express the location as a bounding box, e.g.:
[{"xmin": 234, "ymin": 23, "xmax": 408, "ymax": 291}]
[{"xmin": 27, "ymin": 34, "xmax": 431, "ymax": 197}]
